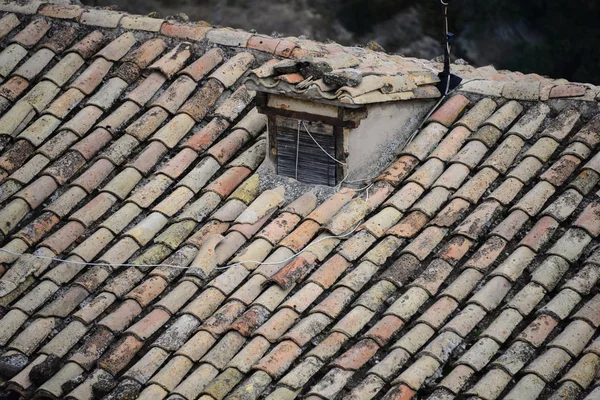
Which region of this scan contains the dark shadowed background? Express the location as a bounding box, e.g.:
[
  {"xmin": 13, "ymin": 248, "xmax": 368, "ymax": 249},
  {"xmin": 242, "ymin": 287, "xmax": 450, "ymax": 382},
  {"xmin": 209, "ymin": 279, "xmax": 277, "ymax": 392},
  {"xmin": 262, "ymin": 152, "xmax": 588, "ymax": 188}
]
[{"xmin": 81, "ymin": 0, "xmax": 600, "ymax": 84}]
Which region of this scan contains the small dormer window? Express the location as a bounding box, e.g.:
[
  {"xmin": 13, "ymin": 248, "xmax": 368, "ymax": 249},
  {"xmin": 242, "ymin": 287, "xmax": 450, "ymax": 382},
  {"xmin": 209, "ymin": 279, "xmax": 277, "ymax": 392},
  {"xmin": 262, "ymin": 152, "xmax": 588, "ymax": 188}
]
[{"xmin": 247, "ymin": 56, "xmax": 443, "ymax": 187}]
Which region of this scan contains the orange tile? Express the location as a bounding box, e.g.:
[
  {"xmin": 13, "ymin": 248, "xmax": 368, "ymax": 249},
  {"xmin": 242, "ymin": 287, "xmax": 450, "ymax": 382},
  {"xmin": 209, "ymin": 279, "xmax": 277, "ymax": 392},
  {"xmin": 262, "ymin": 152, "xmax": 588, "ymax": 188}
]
[
  {"xmin": 205, "ymin": 166, "xmax": 252, "ymax": 198},
  {"xmin": 376, "ymin": 155, "xmax": 419, "ymax": 186},
  {"xmin": 438, "ymin": 235, "xmax": 473, "ymax": 265},
  {"xmin": 99, "ymin": 335, "xmax": 144, "ymax": 375},
  {"xmin": 429, "ymin": 94, "xmax": 469, "ymax": 127},
  {"xmin": 71, "ymin": 128, "xmax": 112, "ymax": 160},
  {"xmin": 201, "ymin": 300, "xmax": 246, "ymax": 336},
  {"xmin": 39, "ymin": 4, "xmax": 84, "ymax": 20},
  {"xmin": 253, "ymin": 340, "xmax": 302, "ymax": 378},
  {"xmin": 15, "ymin": 175, "xmax": 58, "ymax": 208},
  {"xmin": 365, "ymin": 315, "xmax": 404, "ymax": 346},
  {"xmin": 207, "ymin": 129, "xmax": 251, "ymax": 165},
  {"xmin": 15, "ymin": 212, "xmax": 60, "ymax": 246},
  {"xmin": 229, "ymin": 305, "xmax": 270, "ymax": 337},
  {"xmin": 40, "ymin": 220, "xmax": 85, "ymax": 254},
  {"xmin": 248, "ymin": 35, "xmax": 281, "ymax": 53},
  {"xmin": 278, "ymin": 220, "xmax": 321, "ymax": 253},
  {"xmin": 179, "ymin": 79, "xmax": 224, "ymax": 122},
  {"xmin": 269, "ymin": 255, "xmax": 317, "ymax": 290},
  {"xmin": 0, "ymin": 76, "xmax": 28, "ymax": 101},
  {"xmin": 183, "ymin": 118, "xmax": 230, "ymax": 151},
  {"xmin": 160, "ymin": 21, "xmax": 212, "ymax": 41},
  {"xmin": 128, "ymin": 141, "xmax": 167, "ymax": 175},
  {"xmin": 307, "ymin": 254, "xmax": 351, "ymax": 289},
  {"xmin": 180, "ymin": 48, "xmax": 224, "ymax": 82},
  {"xmin": 387, "ymin": 211, "xmax": 429, "ymax": 238},
  {"xmin": 331, "ymin": 338, "xmax": 380, "ymax": 370},
  {"xmin": 126, "ymin": 308, "xmax": 171, "ymax": 340},
  {"xmin": 99, "ymin": 300, "xmax": 142, "ymax": 332},
  {"xmin": 519, "ymin": 215, "xmax": 559, "ymax": 252}
]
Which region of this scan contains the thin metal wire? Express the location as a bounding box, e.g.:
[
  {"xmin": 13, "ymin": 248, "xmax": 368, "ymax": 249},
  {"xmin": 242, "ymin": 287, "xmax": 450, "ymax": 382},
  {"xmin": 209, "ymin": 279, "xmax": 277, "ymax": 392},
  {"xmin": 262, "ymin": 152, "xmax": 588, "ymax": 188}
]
[
  {"xmin": 301, "ymin": 121, "xmax": 347, "ymax": 166},
  {"xmin": 295, "ymin": 120, "xmax": 301, "ymax": 180},
  {"xmin": 0, "ymin": 223, "xmax": 363, "ymax": 272}
]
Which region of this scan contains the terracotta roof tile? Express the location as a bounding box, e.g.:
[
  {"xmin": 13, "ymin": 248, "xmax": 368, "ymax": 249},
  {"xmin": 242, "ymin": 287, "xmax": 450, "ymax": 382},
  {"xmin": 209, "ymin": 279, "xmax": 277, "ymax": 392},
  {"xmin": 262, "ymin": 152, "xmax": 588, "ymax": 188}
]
[
  {"xmin": 429, "ymin": 94, "xmax": 469, "ymax": 127},
  {"xmin": 0, "ymin": 7, "xmax": 599, "ymax": 399}
]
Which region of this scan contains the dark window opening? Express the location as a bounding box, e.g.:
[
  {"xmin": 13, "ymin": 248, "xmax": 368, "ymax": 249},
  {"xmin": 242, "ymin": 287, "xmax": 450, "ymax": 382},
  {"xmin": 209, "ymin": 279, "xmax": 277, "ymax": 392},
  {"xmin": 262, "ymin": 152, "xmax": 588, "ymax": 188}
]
[{"xmin": 275, "ymin": 116, "xmax": 337, "ymax": 186}]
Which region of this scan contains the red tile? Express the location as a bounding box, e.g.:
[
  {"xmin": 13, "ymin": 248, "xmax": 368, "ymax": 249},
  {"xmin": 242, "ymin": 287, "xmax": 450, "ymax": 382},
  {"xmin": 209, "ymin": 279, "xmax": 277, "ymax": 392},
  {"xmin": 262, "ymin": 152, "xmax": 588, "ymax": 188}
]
[
  {"xmin": 16, "ymin": 212, "xmax": 60, "ymax": 246},
  {"xmin": 550, "ymin": 84, "xmax": 586, "ymax": 98},
  {"xmin": 376, "ymin": 155, "xmax": 419, "ymax": 186},
  {"xmin": 253, "ymin": 340, "xmax": 302, "ymax": 378},
  {"xmin": 387, "ymin": 211, "xmax": 429, "ymax": 238},
  {"xmin": 268, "ymin": 254, "xmax": 317, "ymax": 289},
  {"xmin": 518, "ymin": 314, "xmax": 559, "ymax": 346},
  {"xmin": 69, "ymin": 31, "xmax": 106, "ymax": 59},
  {"xmin": 71, "ymin": 128, "xmax": 113, "ymax": 160},
  {"xmin": 384, "ymin": 384, "xmax": 417, "ymax": 400},
  {"xmin": 429, "ymin": 94, "xmax": 470, "ymax": 127},
  {"xmin": 0, "ymin": 76, "xmax": 29, "ymax": 101},
  {"xmin": 519, "ymin": 216, "xmax": 559, "ymax": 251},
  {"xmin": 574, "ymin": 202, "xmax": 600, "ymax": 237},
  {"xmin": 183, "ymin": 118, "xmax": 230, "ymax": 151},
  {"xmin": 277, "ymin": 73, "xmax": 305, "ymax": 84},
  {"xmin": 439, "ymin": 235, "xmax": 473, "ymax": 265},
  {"xmin": 248, "ymin": 35, "xmax": 281, "ymax": 53},
  {"xmin": 463, "ymin": 236, "xmax": 507, "ymax": 272},
  {"xmin": 230, "ymin": 305, "xmax": 270, "ymax": 336},
  {"xmin": 201, "ymin": 300, "xmax": 246, "ymax": 336},
  {"xmin": 365, "ymin": 315, "xmax": 404, "ymax": 346},
  {"xmin": 180, "ymin": 48, "xmax": 224, "ymax": 81},
  {"xmin": 99, "ymin": 335, "xmax": 144, "ymax": 375},
  {"xmin": 331, "ymin": 338, "xmax": 380, "ymax": 370},
  {"xmin": 126, "ymin": 308, "xmax": 171, "ymax": 340},
  {"xmin": 160, "ymin": 21, "xmax": 212, "ymax": 41},
  {"xmin": 279, "ymin": 220, "xmax": 321, "ymax": 253},
  {"xmin": 40, "ymin": 221, "xmax": 85, "ymax": 253},
  {"xmin": 205, "ymin": 167, "xmax": 252, "ymax": 198},
  {"xmin": 308, "ymin": 254, "xmax": 352, "ymax": 289},
  {"xmin": 72, "ymin": 159, "xmax": 114, "ymax": 193}
]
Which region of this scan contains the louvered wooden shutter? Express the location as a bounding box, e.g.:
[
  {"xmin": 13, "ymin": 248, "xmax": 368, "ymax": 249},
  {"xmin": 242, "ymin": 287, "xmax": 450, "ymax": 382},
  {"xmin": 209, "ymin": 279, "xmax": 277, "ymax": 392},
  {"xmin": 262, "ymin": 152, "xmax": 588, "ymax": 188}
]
[{"xmin": 275, "ymin": 117, "xmax": 337, "ymax": 186}]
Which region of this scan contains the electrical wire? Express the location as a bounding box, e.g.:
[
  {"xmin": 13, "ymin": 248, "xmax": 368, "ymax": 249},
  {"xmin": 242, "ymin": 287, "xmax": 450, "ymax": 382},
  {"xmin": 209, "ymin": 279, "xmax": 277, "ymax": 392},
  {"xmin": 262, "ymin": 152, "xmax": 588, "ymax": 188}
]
[{"xmin": 0, "ymin": 223, "xmax": 363, "ymax": 272}]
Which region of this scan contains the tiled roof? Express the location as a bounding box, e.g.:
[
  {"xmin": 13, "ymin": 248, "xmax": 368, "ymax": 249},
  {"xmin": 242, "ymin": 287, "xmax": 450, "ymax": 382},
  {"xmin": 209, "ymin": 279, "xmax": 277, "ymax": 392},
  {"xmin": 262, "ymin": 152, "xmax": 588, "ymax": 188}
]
[{"xmin": 0, "ymin": 2, "xmax": 599, "ymax": 400}]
